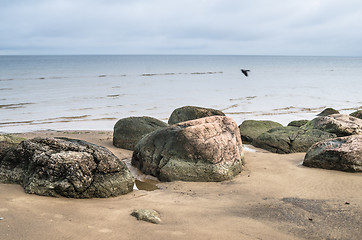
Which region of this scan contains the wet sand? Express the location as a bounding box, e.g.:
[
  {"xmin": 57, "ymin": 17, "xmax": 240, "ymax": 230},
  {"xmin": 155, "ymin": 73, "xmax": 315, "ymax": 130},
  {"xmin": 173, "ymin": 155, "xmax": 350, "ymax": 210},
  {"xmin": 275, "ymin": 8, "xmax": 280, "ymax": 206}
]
[{"xmin": 0, "ymin": 131, "xmax": 361, "ymax": 240}]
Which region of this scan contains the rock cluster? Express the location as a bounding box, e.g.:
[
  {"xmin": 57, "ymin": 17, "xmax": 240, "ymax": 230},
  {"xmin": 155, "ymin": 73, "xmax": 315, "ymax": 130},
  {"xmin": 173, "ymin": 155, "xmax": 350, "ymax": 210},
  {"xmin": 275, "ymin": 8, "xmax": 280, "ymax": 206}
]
[{"xmin": 0, "ymin": 137, "xmax": 134, "ymax": 198}]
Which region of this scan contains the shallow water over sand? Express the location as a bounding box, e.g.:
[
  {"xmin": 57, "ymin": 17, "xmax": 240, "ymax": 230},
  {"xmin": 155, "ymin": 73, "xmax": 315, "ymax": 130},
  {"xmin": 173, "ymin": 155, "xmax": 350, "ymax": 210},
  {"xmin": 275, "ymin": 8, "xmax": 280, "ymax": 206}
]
[{"xmin": 1, "ymin": 55, "xmax": 361, "ymax": 133}]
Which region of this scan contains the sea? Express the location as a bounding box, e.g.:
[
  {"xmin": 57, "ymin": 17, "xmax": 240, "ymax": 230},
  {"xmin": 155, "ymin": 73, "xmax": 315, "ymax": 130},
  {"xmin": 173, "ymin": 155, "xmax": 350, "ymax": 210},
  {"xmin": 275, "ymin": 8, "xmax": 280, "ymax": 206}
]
[{"xmin": 1, "ymin": 55, "xmax": 361, "ymax": 133}]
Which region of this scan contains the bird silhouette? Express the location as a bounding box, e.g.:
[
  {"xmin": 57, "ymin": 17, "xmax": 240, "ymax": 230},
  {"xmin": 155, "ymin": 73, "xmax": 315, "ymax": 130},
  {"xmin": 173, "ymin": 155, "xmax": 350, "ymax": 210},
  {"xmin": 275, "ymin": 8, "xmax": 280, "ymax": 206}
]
[{"xmin": 241, "ymin": 69, "xmax": 250, "ymax": 77}]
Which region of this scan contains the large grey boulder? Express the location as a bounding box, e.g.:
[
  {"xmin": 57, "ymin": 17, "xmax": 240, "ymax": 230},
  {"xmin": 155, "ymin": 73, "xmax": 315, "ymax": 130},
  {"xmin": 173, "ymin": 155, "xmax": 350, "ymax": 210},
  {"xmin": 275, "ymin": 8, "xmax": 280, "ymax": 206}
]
[
  {"xmin": 0, "ymin": 137, "xmax": 134, "ymax": 198},
  {"xmin": 239, "ymin": 120, "xmax": 282, "ymax": 143},
  {"xmin": 168, "ymin": 106, "xmax": 225, "ymax": 125},
  {"xmin": 253, "ymin": 126, "xmax": 337, "ymax": 154},
  {"xmin": 113, "ymin": 116, "xmax": 168, "ymax": 150},
  {"xmin": 303, "ymin": 114, "xmax": 362, "ymax": 137},
  {"xmin": 132, "ymin": 116, "xmax": 244, "ymax": 182},
  {"xmin": 303, "ymin": 135, "xmax": 362, "ymax": 172}
]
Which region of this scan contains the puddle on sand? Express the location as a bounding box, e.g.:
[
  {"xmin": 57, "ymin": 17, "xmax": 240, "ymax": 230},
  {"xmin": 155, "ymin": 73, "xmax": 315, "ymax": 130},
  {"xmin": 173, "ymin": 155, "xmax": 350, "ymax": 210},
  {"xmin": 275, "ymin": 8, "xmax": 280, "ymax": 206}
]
[
  {"xmin": 123, "ymin": 158, "xmax": 160, "ymax": 191},
  {"xmin": 134, "ymin": 179, "xmax": 160, "ymax": 191}
]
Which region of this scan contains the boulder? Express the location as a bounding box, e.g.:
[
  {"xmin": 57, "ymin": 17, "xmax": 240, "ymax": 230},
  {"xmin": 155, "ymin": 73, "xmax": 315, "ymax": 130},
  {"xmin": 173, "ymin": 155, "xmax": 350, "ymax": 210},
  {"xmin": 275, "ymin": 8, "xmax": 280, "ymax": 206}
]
[
  {"xmin": 317, "ymin": 108, "xmax": 340, "ymax": 116},
  {"xmin": 253, "ymin": 126, "xmax": 337, "ymax": 154},
  {"xmin": 131, "ymin": 209, "xmax": 161, "ymax": 224},
  {"xmin": 303, "ymin": 114, "xmax": 362, "ymax": 137},
  {"xmin": 113, "ymin": 116, "xmax": 168, "ymax": 150},
  {"xmin": 0, "ymin": 134, "xmax": 25, "ymax": 155},
  {"xmin": 0, "ymin": 137, "xmax": 134, "ymax": 198},
  {"xmin": 287, "ymin": 120, "xmax": 309, "ymax": 128},
  {"xmin": 132, "ymin": 116, "xmax": 243, "ymax": 182},
  {"xmin": 303, "ymin": 135, "xmax": 362, "ymax": 172},
  {"xmin": 350, "ymin": 110, "xmax": 362, "ymax": 119},
  {"xmin": 238, "ymin": 120, "xmax": 282, "ymax": 143},
  {"xmin": 168, "ymin": 106, "xmax": 225, "ymax": 125}
]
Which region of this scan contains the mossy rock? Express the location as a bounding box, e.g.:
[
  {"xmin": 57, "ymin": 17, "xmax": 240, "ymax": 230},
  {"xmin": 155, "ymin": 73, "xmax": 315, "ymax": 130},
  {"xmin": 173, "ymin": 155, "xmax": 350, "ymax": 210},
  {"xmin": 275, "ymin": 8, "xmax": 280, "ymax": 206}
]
[
  {"xmin": 238, "ymin": 120, "xmax": 282, "ymax": 143},
  {"xmin": 287, "ymin": 120, "xmax": 309, "ymax": 128},
  {"xmin": 253, "ymin": 126, "xmax": 337, "ymax": 154},
  {"xmin": 168, "ymin": 106, "xmax": 225, "ymax": 125},
  {"xmin": 350, "ymin": 110, "xmax": 362, "ymax": 119},
  {"xmin": 113, "ymin": 116, "xmax": 168, "ymax": 150}
]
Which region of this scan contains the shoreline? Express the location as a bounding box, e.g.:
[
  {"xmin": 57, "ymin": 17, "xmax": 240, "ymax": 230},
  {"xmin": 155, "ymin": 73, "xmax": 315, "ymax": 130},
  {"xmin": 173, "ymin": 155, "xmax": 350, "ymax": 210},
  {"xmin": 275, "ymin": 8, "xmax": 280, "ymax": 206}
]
[{"xmin": 1, "ymin": 130, "xmax": 361, "ymax": 239}]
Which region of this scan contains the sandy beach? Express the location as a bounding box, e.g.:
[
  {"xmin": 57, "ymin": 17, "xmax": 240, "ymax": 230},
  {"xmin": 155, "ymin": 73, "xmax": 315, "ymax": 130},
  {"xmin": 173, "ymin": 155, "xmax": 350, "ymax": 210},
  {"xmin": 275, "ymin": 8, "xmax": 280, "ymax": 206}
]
[{"xmin": 0, "ymin": 130, "xmax": 361, "ymax": 240}]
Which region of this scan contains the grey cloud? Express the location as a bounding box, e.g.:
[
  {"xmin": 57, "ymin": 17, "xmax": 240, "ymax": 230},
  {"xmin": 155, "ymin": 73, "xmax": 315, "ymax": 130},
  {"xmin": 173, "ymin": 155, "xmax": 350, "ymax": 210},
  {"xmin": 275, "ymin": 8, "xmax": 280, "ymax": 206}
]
[{"xmin": 1, "ymin": 0, "xmax": 362, "ymax": 55}]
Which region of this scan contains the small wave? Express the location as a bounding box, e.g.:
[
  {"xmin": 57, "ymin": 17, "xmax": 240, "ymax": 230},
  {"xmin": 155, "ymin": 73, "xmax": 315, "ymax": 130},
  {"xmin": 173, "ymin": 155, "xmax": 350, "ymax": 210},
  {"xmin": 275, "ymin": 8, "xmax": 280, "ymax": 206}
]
[
  {"xmin": 272, "ymin": 106, "xmax": 297, "ymax": 111},
  {"xmin": 221, "ymin": 104, "xmax": 239, "ymax": 111},
  {"xmin": 0, "ymin": 102, "xmax": 34, "ymax": 109},
  {"xmin": 107, "ymin": 94, "xmax": 120, "ymax": 98},
  {"xmin": 141, "ymin": 71, "xmax": 223, "ymax": 77},
  {"xmin": 0, "ymin": 78, "xmax": 14, "ymax": 81},
  {"xmin": 229, "ymin": 96, "xmax": 257, "ymax": 102},
  {"xmin": 191, "ymin": 71, "xmax": 223, "ymax": 75},
  {"xmin": 91, "ymin": 117, "xmax": 118, "ymax": 121},
  {"xmin": 0, "ymin": 88, "xmax": 13, "ymax": 91},
  {"xmin": 225, "ymin": 106, "xmax": 329, "ymax": 117},
  {"xmin": 225, "ymin": 111, "xmax": 254, "ymax": 115},
  {"xmin": 60, "ymin": 115, "xmax": 91, "ymax": 120}
]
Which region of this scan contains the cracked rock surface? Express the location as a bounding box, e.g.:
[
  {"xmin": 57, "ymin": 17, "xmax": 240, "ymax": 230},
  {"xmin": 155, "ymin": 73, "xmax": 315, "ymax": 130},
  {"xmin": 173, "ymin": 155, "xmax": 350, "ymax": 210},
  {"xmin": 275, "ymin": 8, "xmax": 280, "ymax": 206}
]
[
  {"xmin": 303, "ymin": 135, "xmax": 362, "ymax": 172},
  {"xmin": 132, "ymin": 116, "xmax": 244, "ymax": 182},
  {"xmin": 304, "ymin": 114, "xmax": 362, "ymax": 137},
  {"xmin": 253, "ymin": 126, "xmax": 337, "ymax": 154},
  {"xmin": 0, "ymin": 137, "xmax": 134, "ymax": 198}
]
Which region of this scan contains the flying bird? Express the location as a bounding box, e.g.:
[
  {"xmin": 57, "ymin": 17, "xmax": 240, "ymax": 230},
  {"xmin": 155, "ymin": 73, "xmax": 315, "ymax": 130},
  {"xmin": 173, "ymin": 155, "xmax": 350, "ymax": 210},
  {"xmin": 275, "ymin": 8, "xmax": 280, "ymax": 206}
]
[{"xmin": 241, "ymin": 69, "xmax": 250, "ymax": 77}]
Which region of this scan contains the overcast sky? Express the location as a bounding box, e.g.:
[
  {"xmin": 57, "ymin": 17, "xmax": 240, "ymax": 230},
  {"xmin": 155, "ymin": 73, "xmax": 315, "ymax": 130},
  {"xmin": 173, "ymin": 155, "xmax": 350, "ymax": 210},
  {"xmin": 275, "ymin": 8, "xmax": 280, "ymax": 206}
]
[{"xmin": 1, "ymin": 0, "xmax": 362, "ymax": 56}]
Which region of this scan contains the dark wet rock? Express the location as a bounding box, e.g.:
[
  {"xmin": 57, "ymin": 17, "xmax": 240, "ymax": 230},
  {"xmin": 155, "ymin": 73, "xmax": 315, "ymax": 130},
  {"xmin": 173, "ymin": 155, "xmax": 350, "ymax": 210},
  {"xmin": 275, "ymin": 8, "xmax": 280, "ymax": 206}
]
[
  {"xmin": 0, "ymin": 137, "xmax": 134, "ymax": 198},
  {"xmin": 303, "ymin": 114, "xmax": 362, "ymax": 137},
  {"xmin": 132, "ymin": 116, "xmax": 244, "ymax": 182},
  {"xmin": 253, "ymin": 126, "xmax": 336, "ymax": 154},
  {"xmin": 131, "ymin": 209, "xmax": 161, "ymax": 224},
  {"xmin": 238, "ymin": 120, "xmax": 282, "ymax": 143},
  {"xmin": 350, "ymin": 110, "xmax": 362, "ymax": 119},
  {"xmin": 317, "ymin": 108, "xmax": 340, "ymax": 116},
  {"xmin": 168, "ymin": 106, "xmax": 225, "ymax": 125},
  {"xmin": 287, "ymin": 120, "xmax": 309, "ymax": 128},
  {"xmin": 0, "ymin": 135, "xmax": 25, "ymax": 155},
  {"xmin": 303, "ymin": 135, "xmax": 362, "ymax": 172},
  {"xmin": 113, "ymin": 116, "xmax": 168, "ymax": 150}
]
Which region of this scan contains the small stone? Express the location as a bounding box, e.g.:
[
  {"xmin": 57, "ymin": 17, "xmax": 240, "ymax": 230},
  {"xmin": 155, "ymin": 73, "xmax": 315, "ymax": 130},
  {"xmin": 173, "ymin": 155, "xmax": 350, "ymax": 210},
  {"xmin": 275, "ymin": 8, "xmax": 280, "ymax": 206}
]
[
  {"xmin": 317, "ymin": 108, "xmax": 339, "ymax": 116},
  {"xmin": 131, "ymin": 209, "xmax": 161, "ymax": 224},
  {"xmin": 345, "ymin": 202, "xmax": 350, "ymax": 205}
]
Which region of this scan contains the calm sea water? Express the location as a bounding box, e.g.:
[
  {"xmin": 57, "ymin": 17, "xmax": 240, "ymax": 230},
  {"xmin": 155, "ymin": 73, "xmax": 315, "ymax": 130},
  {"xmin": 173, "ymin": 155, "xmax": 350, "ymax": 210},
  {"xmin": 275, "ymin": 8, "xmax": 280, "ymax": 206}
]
[{"xmin": 1, "ymin": 55, "xmax": 361, "ymax": 133}]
